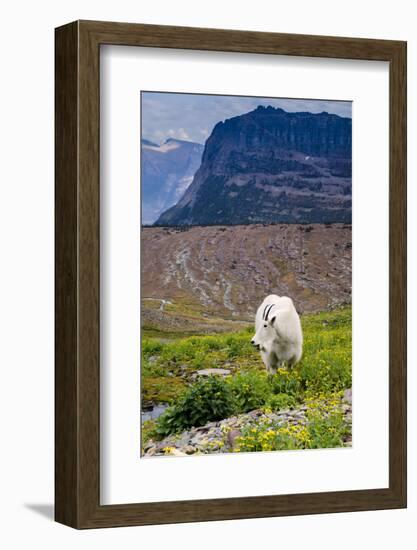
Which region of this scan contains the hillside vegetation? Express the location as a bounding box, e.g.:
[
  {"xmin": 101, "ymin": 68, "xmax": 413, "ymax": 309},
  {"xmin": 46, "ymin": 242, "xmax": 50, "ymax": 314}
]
[{"xmin": 141, "ymin": 306, "xmax": 352, "ymax": 456}]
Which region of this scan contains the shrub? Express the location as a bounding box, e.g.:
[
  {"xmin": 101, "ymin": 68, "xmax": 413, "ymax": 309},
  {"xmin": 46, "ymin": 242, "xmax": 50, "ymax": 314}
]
[
  {"xmin": 269, "ymin": 368, "xmax": 302, "ymax": 397},
  {"xmin": 306, "ymin": 410, "xmax": 348, "ymax": 449},
  {"xmin": 300, "ymin": 351, "xmax": 351, "ymax": 395},
  {"xmin": 304, "ymin": 394, "xmax": 350, "ymax": 448},
  {"xmin": 234, "ymin": 396, "xmax": 350, "ymax": 453},
  {"xmin": 228, "ymin": 370, "xmax": 271, "ymax": 413},
  {"xmin": 299, "ymin": 307, "xmax": 352, "ymax": 396},
  {"xmin": 266, "ymin": 393, "xmax": 297, "ymax": 411},
  {"xmin": 235, "ymin": 420, "xmax": 311, "ymax": 452},
  {"xmin": 142, "ymin": 339, "xmax": 163, "ymax": 356},
  {"xmin": 224, "ymin": 334, "xmax": 253, "ymax": 358},
  {"xmin": 155, "ymin": 376, "xmax": 236, "ymax": 437}
]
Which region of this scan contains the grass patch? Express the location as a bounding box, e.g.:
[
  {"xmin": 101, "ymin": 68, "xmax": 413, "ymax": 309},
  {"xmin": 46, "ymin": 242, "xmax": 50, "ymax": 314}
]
[
  {"xmin": 142, "ymin": 419, "xmax": 157, "ymax": 448},
  {"xmin": 142, "ymin": 376, "xmax": 186, "ymax": 407}
]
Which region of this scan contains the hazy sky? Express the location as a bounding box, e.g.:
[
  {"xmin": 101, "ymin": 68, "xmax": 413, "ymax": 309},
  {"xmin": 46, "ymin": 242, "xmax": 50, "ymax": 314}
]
[{"xmin": 141, "ymin": 92, "xmax": 352, "ymax": 145}]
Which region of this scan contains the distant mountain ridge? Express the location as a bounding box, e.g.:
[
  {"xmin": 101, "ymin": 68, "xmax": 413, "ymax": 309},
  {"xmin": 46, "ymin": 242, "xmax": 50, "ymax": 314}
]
[
  {"xmin": 155, "ymin": 106, "xmax": 352, "ymax": 226},
  {"xmin": 141, "ymin": 137, "xmax": 204, "ymax": 224}
]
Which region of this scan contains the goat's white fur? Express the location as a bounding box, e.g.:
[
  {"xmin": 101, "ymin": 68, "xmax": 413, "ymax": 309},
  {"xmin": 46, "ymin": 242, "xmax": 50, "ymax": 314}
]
[{"xmin": 251, "ymin": 294, "xmax": 303, "ymax": 373}]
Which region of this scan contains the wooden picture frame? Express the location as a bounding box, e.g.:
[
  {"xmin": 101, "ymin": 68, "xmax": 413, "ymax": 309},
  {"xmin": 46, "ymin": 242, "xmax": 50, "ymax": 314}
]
[{"xmin": 55, "ymin": 20, "xmax": 407, "ymax": 528}]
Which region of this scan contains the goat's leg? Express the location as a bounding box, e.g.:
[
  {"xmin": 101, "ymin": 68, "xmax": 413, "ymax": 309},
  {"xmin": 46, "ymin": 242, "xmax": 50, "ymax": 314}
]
[{"xmin": 268, "ymin": 353, "xmax": 279, "ymax": 374}]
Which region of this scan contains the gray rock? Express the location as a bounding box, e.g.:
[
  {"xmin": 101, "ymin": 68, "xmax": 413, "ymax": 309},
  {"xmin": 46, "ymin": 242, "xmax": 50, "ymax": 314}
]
[
  {"xmin": 175, "ymin": 435, "xmax": 191, "ymax": 447},
  {"xmin": 227, "ymin": 429, "xmax": 241, "ymax": 449},
  {"xmin": 343, "ymin": 388, "xmax": 352, "ymax": 404},
  {"xmin": 194, "ymin": 368, "xmax": 231, "ymax": 378},
  {"xmin": 143, "ymin": 441, "xmax": 155, "ymax": 451}
]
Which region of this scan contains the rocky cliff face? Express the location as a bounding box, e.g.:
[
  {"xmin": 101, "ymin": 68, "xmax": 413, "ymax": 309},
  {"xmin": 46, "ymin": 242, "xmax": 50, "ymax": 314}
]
[
  {"xmin": 141, "ymin": 138, "xmax": 204, "ymax": 224},
  {"xmin": 155, "ymin": 106, "xmax": 352, "ymax": 226}
]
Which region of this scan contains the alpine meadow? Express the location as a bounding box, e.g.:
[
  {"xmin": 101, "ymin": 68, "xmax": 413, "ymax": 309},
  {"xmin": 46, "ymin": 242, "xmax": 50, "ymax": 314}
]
[{"xmin": 140, "ymin": 92, "xmax": 352, "ymax": 457}]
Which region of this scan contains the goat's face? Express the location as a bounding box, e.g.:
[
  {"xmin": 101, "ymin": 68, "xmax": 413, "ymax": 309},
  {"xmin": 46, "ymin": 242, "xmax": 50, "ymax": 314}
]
[{"xmin": 251, "ymin": 316, "xmax": 277, "ymax": 351}]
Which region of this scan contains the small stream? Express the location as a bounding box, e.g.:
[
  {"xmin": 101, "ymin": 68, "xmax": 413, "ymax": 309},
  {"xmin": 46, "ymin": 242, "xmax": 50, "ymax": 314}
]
[{"xmin": 141, "ymin": 404, "xmax": 168, "ymax": 423}]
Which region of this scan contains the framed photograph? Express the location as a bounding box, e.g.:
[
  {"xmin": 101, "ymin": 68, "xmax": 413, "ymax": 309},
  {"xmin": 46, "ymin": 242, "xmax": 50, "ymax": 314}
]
[{"xmin": 55, "ymin": 20, "xmax": 407, "ymax": 528}]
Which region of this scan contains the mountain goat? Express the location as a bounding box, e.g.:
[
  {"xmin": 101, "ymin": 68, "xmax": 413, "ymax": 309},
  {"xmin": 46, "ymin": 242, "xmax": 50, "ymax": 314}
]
[{"xmin": 251, "ymin": 294, "xmax": 303, "ymax": 374}]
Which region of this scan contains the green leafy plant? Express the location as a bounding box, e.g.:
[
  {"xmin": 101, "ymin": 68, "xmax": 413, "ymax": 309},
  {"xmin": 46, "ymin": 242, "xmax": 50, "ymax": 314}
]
[
  {"xmin": 235, "ymin": 420, "xmax": 311, "ymax": 452},
  {"xmin": 228, "ymin": 370, "xmax": 270, "ymax": 413},
  {"xmin": 269, "ymin": 368, "xmax": 302, "ymax": 397},
  {"xmin": 266, "ymin": 393, "xmax": 297, "ymax": 411},
  {"xmin": 304, "ymin": 395, "xmax": 350, "ymax": 448},
  {"xmin": 155, "ymin": 376, "xmax": 236, "ymax": 437},
  {"xmin": 300, "ymin": 351, "xmax": 351, "ymax": 395},
  {"xmin": 235, "ymin": 396, "xmax": 350, "ymax": 453},
  {"xmin": 142, "ymin": 339, "xmax": 163, "ymax": 356}
]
